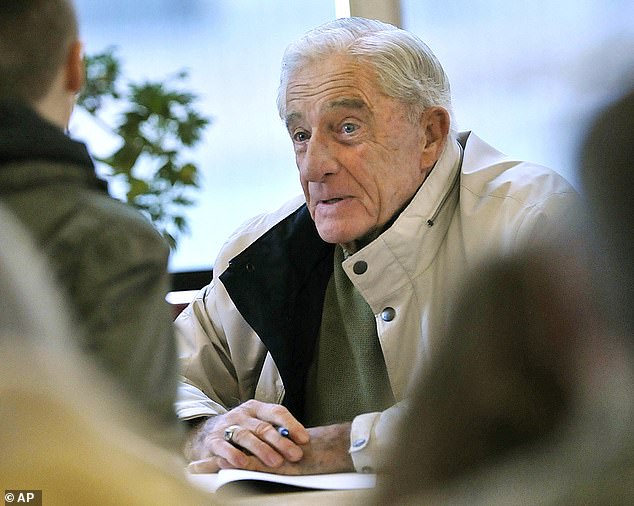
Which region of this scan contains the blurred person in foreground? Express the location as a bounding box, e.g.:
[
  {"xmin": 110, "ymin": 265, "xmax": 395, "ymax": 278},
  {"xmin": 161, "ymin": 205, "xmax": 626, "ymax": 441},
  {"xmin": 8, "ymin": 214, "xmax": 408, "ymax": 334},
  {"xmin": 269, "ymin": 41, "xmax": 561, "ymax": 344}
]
[
  {"xmin": 178, "ymin": 17, "xmax": 582, "ymax": 475},
  {"xmin": 376, "ymin": 88, "xmax": 634, "ymax": 504},
  {"xmin": 0, "ymin": 0, "xmax": 179, "ymax": 443},
  {"xmin": 0, "ymin": 204, "xmax": 209, "ymax": 505},
  {"xmin": 581, "ymin": 87, "xmax": 634, "ymax": 341}
]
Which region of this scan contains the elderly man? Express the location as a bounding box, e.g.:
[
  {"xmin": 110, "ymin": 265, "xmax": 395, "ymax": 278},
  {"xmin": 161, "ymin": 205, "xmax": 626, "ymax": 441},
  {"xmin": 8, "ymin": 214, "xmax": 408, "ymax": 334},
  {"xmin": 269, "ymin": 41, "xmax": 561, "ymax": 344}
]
[
  {"xmin": 179, "ymin": 17, "xmax": 581, "ymax": 474},
  {"xmin": 0, "ymin": 0, "xmax": 179, "ymax": 442}
]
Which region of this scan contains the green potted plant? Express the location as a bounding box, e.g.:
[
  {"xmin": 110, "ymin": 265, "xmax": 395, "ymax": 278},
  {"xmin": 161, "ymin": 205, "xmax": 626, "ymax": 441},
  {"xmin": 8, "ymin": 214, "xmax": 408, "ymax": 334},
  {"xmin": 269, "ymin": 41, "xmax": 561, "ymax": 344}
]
[{"xmin": 77, "ymin": 47, "xmax": 210, "ymax": 248}]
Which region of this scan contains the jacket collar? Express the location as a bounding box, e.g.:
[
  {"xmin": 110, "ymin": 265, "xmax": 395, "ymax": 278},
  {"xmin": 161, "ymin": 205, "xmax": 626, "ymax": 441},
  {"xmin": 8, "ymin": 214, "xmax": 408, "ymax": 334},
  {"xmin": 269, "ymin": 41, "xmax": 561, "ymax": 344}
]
[
  {"xmin": 219, "ymin": 205, "xmax": 334, "ymax": 419},
  {"xmin": 0, "ymin": 100, "xmax": 105, "ymax": 193},
  {"xmin": 341, "ymin": 133, "xmax": 466, "ymax": 312}
]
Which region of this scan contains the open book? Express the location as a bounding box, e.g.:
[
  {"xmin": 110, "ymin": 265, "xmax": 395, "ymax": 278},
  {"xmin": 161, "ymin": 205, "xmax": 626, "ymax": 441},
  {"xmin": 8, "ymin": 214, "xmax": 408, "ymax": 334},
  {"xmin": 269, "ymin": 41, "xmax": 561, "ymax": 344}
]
[{"xmin": 187, "ymin": 469, "xmax": 376, "ymax": 494}]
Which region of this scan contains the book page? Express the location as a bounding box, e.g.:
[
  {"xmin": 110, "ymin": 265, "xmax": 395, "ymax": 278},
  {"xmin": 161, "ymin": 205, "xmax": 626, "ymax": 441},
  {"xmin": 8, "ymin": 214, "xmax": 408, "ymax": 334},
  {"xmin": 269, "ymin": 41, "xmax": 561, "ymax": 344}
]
[{"xmin": 187, "ymin": 470, "xmax": 376, "ymax": 493}]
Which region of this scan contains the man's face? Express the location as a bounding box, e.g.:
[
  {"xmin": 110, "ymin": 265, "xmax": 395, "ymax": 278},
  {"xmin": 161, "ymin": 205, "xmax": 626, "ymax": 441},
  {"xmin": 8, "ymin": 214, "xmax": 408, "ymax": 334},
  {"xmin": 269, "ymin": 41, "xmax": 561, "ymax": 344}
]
[{"xmin": 284, "ymin": 54, "xmax": 437, "ymax": 251}]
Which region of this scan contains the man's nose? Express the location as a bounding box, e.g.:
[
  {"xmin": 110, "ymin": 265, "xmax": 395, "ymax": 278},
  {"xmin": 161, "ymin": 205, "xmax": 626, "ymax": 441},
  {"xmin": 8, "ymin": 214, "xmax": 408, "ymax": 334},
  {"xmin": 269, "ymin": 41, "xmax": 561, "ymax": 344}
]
[{"xmin": 299, "ymin": 134, "xmax": 339, "ymax": 182}]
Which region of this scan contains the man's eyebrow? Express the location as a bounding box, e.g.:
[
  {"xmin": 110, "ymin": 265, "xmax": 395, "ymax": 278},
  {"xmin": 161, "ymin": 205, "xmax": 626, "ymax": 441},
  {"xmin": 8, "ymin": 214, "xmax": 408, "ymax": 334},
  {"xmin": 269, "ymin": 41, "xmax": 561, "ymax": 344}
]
[
  {"xmin": 285, "ymin": 98, "xmax": 369, "ymax": 128},
  {"xmin": 326, "ymin": 97, "xmax": 368, "ymax": 111},
  {"xmin": 285, "ymin": 111, "xmax": 302, "ymax": 129}
]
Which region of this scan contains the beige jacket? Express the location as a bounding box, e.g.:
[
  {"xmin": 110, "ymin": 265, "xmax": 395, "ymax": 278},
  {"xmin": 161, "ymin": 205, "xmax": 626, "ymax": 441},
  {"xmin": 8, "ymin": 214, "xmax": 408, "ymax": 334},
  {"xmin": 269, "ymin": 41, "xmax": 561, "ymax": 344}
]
[{"xmin": 175, "ymin": 132, "xmax": 582, "ymax": 472}]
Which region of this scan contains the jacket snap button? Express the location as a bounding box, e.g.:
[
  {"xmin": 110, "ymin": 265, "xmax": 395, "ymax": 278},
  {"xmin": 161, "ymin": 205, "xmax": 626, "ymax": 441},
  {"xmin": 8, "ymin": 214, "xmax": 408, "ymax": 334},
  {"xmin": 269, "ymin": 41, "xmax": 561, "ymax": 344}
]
[
  {"xmin": 353, "ymin": 261, "xmax": 368, "ymax": 275},
  {"xmin": 381, "ymin": 307, "xmax": 396, "ymax": 322},
  {"xmin": 352, "ymin": 438, "xmax": 367, "ymax": 448}
]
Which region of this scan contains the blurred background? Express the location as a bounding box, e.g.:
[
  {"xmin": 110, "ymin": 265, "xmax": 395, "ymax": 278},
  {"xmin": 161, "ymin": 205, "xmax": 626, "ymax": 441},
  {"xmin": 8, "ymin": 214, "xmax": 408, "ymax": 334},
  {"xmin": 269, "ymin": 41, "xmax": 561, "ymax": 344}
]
[{"xmin": 69, "ymin": 0, "xmax": 634, "ymax": 277}]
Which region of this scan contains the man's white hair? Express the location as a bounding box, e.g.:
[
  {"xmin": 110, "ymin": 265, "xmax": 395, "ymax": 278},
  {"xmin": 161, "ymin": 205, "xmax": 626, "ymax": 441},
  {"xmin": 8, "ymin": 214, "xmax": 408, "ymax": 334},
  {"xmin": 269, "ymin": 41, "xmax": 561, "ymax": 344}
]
[{"xmin": 277, "ymin": 17, "xmax": 455, "ymax": 135}]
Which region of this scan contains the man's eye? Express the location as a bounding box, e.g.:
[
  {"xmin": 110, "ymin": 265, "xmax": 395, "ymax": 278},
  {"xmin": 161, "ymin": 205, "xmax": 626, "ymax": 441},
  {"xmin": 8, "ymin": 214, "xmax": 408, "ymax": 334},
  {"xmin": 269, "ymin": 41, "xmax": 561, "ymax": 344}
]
[
  {"xmin": 292, "ymin": 130, "xmax": 309, "ymax": 142},
  {"xmin": 341, "ymin": 123, "xmax": 358, "ymax": 134}
]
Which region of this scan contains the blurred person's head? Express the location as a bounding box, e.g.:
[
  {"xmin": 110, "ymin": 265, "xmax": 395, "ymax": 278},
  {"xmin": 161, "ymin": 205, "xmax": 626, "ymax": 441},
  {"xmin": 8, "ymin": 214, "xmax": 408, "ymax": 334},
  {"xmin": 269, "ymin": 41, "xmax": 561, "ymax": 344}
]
[
  {"xmin": 377, "ymin": 238, "xmax": 601, "ymax": 501},
  {"xmin": 579, "ymin": 87, "xmax": 634, "ymax": 338},
  {"xmin": 0, "ymin": 0, "xmax": 83, "ymax": 128}
]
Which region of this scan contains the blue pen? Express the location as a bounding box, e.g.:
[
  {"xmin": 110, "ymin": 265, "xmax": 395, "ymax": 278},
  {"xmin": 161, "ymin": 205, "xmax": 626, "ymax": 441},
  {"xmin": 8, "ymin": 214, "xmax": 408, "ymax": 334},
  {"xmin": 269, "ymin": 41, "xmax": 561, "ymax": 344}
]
[{"xmin": 276, "ymin": 426, "xmax": 290, "ymax": 438}]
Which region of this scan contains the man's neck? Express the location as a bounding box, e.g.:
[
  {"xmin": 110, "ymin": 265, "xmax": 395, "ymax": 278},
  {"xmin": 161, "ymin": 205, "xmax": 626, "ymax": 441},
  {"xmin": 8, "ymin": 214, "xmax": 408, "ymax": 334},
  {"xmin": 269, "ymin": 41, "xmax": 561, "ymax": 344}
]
[
  {"xmin": 33, "ymin": 71, "xmax": 75, "ymax": 131},
  {"xmin": 342, "ymin": 228, "xmax": 384, "ymax": 257},
  {"xmin": 34, "ymin": 97, "xmax": 72, "ymax": 131}
]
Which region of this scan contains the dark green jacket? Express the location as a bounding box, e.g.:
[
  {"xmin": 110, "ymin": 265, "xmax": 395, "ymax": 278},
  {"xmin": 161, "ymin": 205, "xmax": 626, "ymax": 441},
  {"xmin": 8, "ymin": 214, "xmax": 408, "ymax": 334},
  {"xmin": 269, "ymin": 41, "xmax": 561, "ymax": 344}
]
[{"xmin": 0, "ymin": 100, "xmax": 179, "ymax": 433}]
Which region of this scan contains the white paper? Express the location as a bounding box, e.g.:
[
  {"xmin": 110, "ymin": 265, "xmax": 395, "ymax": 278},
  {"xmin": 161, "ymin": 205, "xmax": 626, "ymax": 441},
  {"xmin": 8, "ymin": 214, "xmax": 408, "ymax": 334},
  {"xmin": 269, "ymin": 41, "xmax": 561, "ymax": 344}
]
[{"xmin": 187, "ymin": 469, "xmax": 376, "ymax": 493}]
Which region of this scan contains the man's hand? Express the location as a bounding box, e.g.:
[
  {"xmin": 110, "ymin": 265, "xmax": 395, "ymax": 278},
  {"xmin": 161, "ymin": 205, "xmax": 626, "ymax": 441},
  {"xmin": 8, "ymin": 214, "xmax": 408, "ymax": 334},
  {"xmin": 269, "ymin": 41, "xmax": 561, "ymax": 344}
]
[
  {"xmin": 214, "ymin": 423, "xmax": 354, "ymax": 475},
  {"xmin": 185, "ymin": 400, "xmax": 354, "ymax": 475},
  {"xmin": 221, "ymin": 423, "xmax": 355, "ymax": 475},
  {"xmin": 185, "ymin": 399, "xmax": 309, "ymax": 473}
]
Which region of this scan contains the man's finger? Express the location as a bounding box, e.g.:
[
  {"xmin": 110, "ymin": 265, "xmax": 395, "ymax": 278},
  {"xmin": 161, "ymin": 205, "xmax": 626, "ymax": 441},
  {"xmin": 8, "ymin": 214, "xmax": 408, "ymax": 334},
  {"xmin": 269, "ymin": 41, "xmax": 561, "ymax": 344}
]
[
  {"xmin": 228, "ymin": 424, "xmax": 285, "ymax": 467},
  {"xmin": 215, "ymin": 440, "xmax": 251, "ymax": 468},
  {"xmin": 243, "ymin": 419, "xmax": 304, "ymax": 463},
  {"xmin": 245, "ymin": 400, "xmax": 310, "ymax": 444}
]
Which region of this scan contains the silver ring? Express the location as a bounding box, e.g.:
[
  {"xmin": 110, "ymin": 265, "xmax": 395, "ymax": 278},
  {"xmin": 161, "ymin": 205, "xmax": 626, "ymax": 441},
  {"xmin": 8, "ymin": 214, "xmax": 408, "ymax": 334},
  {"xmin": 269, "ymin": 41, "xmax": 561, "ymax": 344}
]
[{"xmin": 223, "ymin": 424, "xmax": 240, "ymax": 443}]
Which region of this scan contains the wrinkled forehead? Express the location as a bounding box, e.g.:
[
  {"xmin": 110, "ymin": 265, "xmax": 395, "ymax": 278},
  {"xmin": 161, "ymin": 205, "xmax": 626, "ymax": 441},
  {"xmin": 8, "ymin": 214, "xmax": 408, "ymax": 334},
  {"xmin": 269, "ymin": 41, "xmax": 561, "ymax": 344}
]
[{"xmin": 283, "ymin": 54, "xmax": 382, "ymax": 120}]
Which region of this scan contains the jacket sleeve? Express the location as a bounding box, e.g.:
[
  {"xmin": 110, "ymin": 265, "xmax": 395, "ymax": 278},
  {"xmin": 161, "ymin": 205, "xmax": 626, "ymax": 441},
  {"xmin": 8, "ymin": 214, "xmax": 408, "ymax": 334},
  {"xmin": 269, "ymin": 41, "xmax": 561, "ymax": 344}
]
[
  {"xmin": 63, "ymin": 218, "xmax": 178, "ymax": 428},
  {"xmin": 174, "ymin": 277, "xmax": 270, "ymax": 420},
  {"xmin": 174, "ymin": 281, "xmax": 235, "ymax": 420},
  {"xmin": 349, "ymin": 401, "xmax": 410, "ymax": 473},
  {"xmin": 173, "ymin": 199, "xmax": 310, "ymax": 422}
]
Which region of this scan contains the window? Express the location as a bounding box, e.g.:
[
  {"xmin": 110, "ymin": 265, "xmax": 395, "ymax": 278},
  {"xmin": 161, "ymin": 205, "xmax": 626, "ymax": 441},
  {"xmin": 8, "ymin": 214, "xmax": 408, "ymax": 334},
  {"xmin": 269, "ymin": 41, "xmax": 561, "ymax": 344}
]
[{"xmin": 401, "ymin": 0, "xmax": 634, "ymax": 190}]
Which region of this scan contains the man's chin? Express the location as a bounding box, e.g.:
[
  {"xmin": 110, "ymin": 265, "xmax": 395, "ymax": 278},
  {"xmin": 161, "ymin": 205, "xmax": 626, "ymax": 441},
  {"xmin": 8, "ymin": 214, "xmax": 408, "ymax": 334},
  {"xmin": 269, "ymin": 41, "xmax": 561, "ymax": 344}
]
[
  {"xmin": 316, "ymin": 228, "xmax": 351, "ymax": 246},
  {"xmin": 315, "ymin": 225, "xmax": 364, "ymax": 249}
]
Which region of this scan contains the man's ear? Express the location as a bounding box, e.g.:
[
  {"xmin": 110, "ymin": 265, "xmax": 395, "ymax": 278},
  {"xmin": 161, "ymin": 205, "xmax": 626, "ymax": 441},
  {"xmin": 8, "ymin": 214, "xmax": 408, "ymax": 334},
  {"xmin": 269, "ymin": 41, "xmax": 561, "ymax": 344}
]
[
  {"xmin": 65, "ymin": 40, "xmax": 84, "ymax": 94},
  {"xmin": 419, "ymin": 107, "xmax": 450, "ymax": 171}
]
